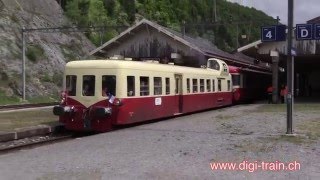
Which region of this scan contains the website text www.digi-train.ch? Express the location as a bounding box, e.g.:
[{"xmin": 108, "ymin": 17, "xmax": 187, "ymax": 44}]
[{"xmin": 210, "ymin": 160, "xmax": 301, "ymax": 173}]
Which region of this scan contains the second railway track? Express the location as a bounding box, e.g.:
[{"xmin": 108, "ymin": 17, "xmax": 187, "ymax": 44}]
[
  {"xmin": 0, "ymin": 133, "xmax": 73, "ymax": 154},
  {"xmin": 0, "ymin": 102, "xmax": 58, "ymax": 111}
]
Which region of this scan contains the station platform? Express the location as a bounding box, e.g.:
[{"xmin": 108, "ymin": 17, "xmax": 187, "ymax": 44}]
[{"xmin": 0, "ymin": 107, "xmax": 61, "ymax": 142}]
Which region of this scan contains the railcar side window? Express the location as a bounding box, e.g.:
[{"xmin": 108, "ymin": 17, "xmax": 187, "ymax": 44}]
[
  {"xmin": 200, "ymin": 79, "xmax": 205, "ymax": 92},
  {"xmin": 66, "ymin": 75, "xmax": 77, "ymax": 96},
  {"xmin": 212, "ymin": 79, "xmax": 215, "ymax": 92},
  {"xmin": 127, "ymin": 76, "xmax": 135, "ymax": 96},
  {"xmin": 154, "ymin": 77, "xmax": 162, "ymax": 95},
  {"xmin": 206, "ymin": 79, "xmax": 211, "ymax": 92},
  {"xmin": 227, "ymin": 80, "xmax": 231, "ymax": 91},
  {"xmin": 83, "ymin": 75, "xmax": 95, "ymax": 96},
  {"xmin": 192, "ymin": 79, "xmax": 198, "ymax": 93},
  {"xmin": 218, "ymin": 79, "xmax": 222, "ymax": 91},
  {"xmin": 102, "ymin": 75, "xmax": 116, "ymax": 96},
  {"xmin": 186, "ymin": 78, "xmax": 190, "ymax": 93},
  {"xmin": 166, "ymin": 78, "xmax": 170, "ymax": 95},
  {"xmin": 140, "ymin": 76, "xmax": 149, "ymax": 96},
  {"xmin": 232, "ymin": 75, "xmax": 240, "ymax": 86}
]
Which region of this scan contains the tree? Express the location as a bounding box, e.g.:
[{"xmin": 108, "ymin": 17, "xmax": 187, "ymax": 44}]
[
  {"xmin": 65, "ymin": 0, "xmax": 81, "ymax": 25},
  {"xmin": 88, "ymin": 0, "xmax": 109, "ymax": 26}
]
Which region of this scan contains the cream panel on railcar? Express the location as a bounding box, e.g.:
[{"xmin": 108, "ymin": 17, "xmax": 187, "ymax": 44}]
[{"xmin": 64, "ymin": 59, "xmax": 231, "ymax": 107}]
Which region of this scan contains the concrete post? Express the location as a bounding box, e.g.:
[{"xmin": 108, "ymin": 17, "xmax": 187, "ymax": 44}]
[
  {"xmin": 22, "ymin": 28, "xmax": 26, "ymax": 101},
  {"xmin": 271, "ymin": 51, "xmax": 279, "ymax": 103}
]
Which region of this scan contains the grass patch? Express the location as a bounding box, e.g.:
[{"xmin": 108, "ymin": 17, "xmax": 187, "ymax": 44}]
[
  {"xmin": 215, "ymin": 114, "xmax": 234, "ymax": 120},
  {"xmin": 297, "ymin": 119, "xmax": 320, "ymax": 140},
  {"xmin": 61, "ymin": 46, "xmax": 78, "ymax": 62},
  {"xmin": 26, "ymin": 44, "xmax": 45, "ymax": 63},
  {"xmin": 0, "ymin": 108, "xmax": 57, "ymax": 131},
  {"xmin": 235, "ymin": 135, "xmax": 308, "ymax": 153},
  {"xmin": 40, "ymin": 73, "xmax": 52, "ymax": 83},
  {"xmin": 0, "ymin": 90, "xmax": 21, "ymax": 105},
  {"xmin": 253, "ymin": 104, "xmax": 320, "ymax": 112},
  {"xmin": 27, "ymin": 96, "xmax": 58, "ymax": 104},
  {"xmin": 234, "ymin": 140, "xmax": 276, "ymax": 153}
]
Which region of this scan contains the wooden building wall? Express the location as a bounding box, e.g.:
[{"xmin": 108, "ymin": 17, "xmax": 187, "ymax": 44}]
[{"xmin": 102, "ymin": 26, "xmax": 207, "ymax": 67}]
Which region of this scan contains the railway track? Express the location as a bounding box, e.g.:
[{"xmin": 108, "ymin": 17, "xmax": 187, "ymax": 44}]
[
  {"xmin": 0, "ymin": 102, "xmax": 58, "ymax": 111},
  {"xmin": 0, "ymin": 133, "xmax": 73, "ymax": 154}
]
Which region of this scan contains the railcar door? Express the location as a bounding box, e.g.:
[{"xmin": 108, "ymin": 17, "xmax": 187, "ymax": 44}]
[{"xmin": 174, "ymin": 74, "xmax": 183, "ymax": 114}]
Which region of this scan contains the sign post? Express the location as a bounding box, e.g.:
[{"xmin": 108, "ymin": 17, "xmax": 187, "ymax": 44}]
[{"xmin": 286, "ymin": 0, "xmax": 294, "ymax": 134}]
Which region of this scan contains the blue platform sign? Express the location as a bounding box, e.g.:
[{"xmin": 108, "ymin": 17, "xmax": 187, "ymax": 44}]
[
  {"xmin": 296, "ymin": 24, "xmax": 313, "ymax": 40},
  {"xmin": 314, "ymin": 24, "xmax": 320, "ymax": 40},
  {"xmin": 261, "ymin": 25, "xmax": 286, "ymax": 42}
]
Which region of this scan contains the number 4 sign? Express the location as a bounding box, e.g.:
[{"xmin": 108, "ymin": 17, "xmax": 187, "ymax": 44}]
[
  {"xmin": 261, "ymin": 25, "xmax": 286, "ymax": 42},
  {"xmin": 262, "ymin": 26, "xmax": 276, "ymax": 41}
]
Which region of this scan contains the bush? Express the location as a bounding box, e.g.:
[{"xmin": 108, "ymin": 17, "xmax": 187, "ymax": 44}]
[{"xmin": 26, "ymin": 45, "xmax": 45, "ymax": 62}]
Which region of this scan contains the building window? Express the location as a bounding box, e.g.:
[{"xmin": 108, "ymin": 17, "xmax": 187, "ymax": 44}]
[
  {"xmin": 154, "ymin": 77, "xmax": 162, "ymax": 95},
  {"xmin": 66, "ymin": 75, "xmax": 77, "ymax": 96},
  {"xmin": 166, "ymin": 78, "xmax": 170, "ymax": 95},
  {"xmin": 206, "ymin": 79, "xmax": 211, "ymax": 92},
  {"xmin": 227, "ymin": 80, "xmax": 231, "ymax": 91},
  {"xmin": 187, "ymin": 78, "xmax": 190, "ymax": 93},
  {"xmin": 200, "ymin": 79, "xmax": 204, "ymax": 92},
  {"xmin": 127, "ymin": 76, "xmax": 135, "ymax": 96},
  {"xmin": 83, "ymin": 75, "xmax": 95, "ymax": 96},
  {"xmin": 140, "ymin": 76, "xmax": 149, "ymax": 96},
  {"xmin": 218, "ymin": 79, "xmax": 222, "ymax": 92},
  {"xmin": 192, "ymin": 79, "xmax": 198, "ymax": 93}
]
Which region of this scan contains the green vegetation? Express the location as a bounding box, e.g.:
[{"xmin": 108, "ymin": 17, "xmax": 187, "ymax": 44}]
[
  {"xmin": 0, "ymin": 108, "xmax": 57, "ymax": 132},
  {"xmin": 0, "ymin": 90, "xmax": 20, "ymax": 105},
  {"xmin": 0, "ymin": 90, "xmax": 59, "ymax": 105},
  {"xmin": 64, "ymin": 0, "xmax": 276, "ymax": 51},
  {"xmin": 27, "ymin": 95, "xmax": 59, "ymax": 104},
  {"xmin": 298, "ymin": 119, "xmax": 320, "ymax": 140},
  {"xmin": 26, "ymin": 44, "xmax": 45, "ymax": 62}
]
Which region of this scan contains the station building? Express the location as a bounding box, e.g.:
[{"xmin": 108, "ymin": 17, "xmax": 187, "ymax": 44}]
[
  {"xmin": 238, "ymin": 16, "xmax": 320, "ymax": 101},
  {"xmin": 90, "ymin": 19, "xmax": 271, "ymax": 74}
]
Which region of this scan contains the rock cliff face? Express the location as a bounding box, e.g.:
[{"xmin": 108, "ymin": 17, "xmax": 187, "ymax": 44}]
[{"xmin": 0, "ymin": 0, "xmax": 95, "ymax": 100}]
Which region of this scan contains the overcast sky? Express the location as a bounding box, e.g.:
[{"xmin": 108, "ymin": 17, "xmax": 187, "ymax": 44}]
[{"xmin": 228, "ymin": 0, "xmax": 320, "ymax": 24}]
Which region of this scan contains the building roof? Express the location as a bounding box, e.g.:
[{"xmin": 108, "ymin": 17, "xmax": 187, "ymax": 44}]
[
  {"xmin": 307, "ymin": 16, "xmax": 320, "ymax": 24},
  {"xmin": 90, "ymin": 19, "xmax": 270, "ymax": 71}
]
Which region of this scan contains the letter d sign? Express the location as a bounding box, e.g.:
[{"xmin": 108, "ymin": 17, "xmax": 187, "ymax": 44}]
[{"xmin": 296, "ymin": 24, "xmax": 313, "ymax": 40}]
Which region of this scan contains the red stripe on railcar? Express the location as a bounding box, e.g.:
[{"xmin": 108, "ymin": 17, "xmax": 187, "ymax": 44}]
[{"xmin": 59, "ymin": 92, "xmax": 232, "ymax": 132}]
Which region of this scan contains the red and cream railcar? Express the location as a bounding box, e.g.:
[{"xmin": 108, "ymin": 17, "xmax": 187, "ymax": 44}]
[
  {"xmin": 53, "ymin": 58, "xmax": 233, "ymax": 132},
  {"xmin": 229, "ymin": 66, "xmax": 271, "ymax": 103}
]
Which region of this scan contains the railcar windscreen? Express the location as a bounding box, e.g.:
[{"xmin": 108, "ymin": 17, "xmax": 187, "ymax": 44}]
[
  {"xmin": 82, "ymin": 75, "xmax": 95, "ymax": 96},
  {"xmin": 102, "ymin": 75, "xmax": 116, "ymax": 96},
  {"xmin": 66, "ymin": 75, "xmax": 77, "ymax": 96}
]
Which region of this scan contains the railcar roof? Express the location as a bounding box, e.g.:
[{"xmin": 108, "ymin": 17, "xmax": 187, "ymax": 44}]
[{"xmin": 66, "ymin": 60, "xmax": 223, "ymax": 75}]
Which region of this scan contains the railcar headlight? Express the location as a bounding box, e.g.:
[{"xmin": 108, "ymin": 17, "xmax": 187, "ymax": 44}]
[
  {"xmin": 53, "ymin": 105, "xmax": 73, "ymax": 116},
  {"xmin": 113, "ymin": 98, "xmax": 122, "ymax": 106},
  {"xmin": 95, "ymin": 107, "xmax": 112, "ymax": 118}
]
